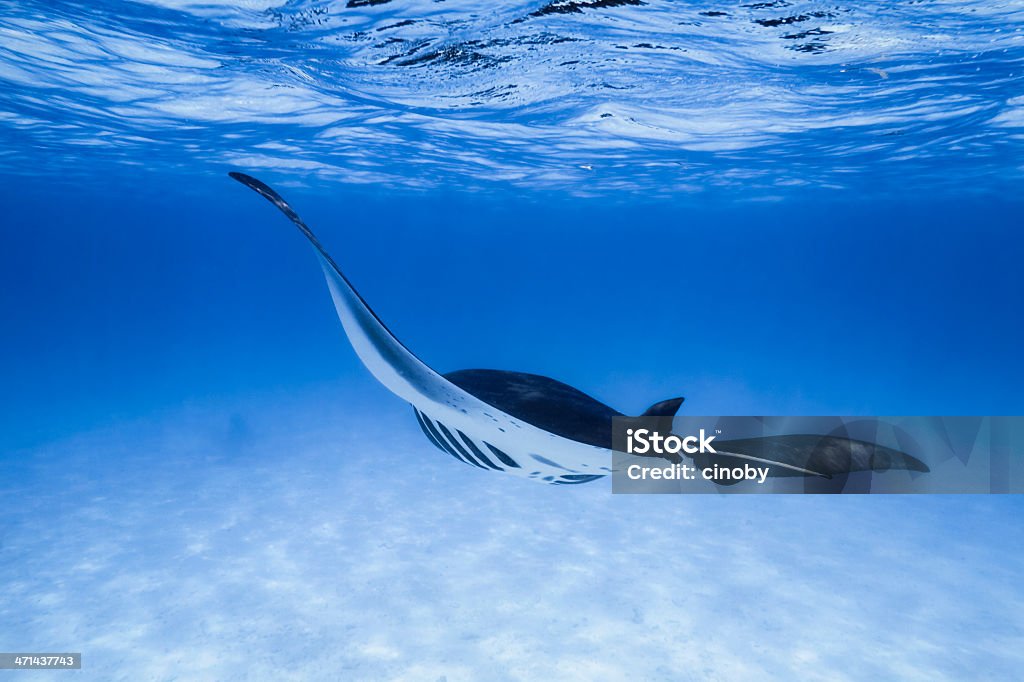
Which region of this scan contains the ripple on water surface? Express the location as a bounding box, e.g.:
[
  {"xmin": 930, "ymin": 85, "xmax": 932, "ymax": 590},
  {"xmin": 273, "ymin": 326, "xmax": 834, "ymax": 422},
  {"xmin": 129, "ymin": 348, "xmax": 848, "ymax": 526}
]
[{"xmin": 0, "ymin": 0, "xmax": 1022, "ymax": 195}]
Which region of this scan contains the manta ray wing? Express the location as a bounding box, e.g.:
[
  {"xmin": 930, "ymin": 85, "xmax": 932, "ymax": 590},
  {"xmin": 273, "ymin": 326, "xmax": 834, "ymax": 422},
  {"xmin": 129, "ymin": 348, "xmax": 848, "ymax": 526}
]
[{"xmin": 229, "ymin": 172, "xmax": 612, "ymax": 484}]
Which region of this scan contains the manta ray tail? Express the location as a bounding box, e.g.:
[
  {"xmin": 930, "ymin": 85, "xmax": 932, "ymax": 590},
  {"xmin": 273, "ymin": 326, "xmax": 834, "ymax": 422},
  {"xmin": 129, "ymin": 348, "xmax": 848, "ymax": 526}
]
[{"xmin": 703, "ymin": 434, "xmax": 930, "ymax": 484}]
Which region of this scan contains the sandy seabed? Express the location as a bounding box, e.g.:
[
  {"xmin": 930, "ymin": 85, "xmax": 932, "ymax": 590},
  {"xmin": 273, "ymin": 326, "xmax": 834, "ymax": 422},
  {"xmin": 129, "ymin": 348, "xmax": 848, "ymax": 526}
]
[{"xmin": 2, "ymin": 390, "xmax": 1021, "ymax": 681}]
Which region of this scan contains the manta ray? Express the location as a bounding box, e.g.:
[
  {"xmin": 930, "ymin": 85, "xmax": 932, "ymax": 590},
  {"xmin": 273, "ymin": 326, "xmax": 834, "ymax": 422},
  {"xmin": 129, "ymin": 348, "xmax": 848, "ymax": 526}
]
[{"xmin": 230, "ymin": 172, "xmax": 929, "ymax": 485}]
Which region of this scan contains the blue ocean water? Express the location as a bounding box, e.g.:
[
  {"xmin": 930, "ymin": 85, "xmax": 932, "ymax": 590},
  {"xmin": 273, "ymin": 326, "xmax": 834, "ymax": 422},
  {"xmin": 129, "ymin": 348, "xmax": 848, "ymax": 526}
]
[{"xmin": 2, "ymin": 1, "xmax": 1023, "ymax": 680}]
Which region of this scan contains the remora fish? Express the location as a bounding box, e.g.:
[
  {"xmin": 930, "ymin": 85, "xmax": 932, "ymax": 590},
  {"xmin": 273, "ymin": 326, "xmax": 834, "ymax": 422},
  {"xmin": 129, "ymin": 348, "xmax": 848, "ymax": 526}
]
[{"xmin": 230, "ymin": 172, "xmax": 929, "ymax": 485}]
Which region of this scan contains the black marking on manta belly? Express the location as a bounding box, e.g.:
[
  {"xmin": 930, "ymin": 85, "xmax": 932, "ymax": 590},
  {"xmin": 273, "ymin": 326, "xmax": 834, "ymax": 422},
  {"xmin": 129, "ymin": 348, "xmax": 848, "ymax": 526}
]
[
  {"xmin": 558, "ymin": 474, "xmax": 604, "ymax": 484},
  {"xmin": 483, "ymin": 442, "xmax": 520, "ymax": 469},
  {"xmin": 432, "ymin": 421, "xmax": 483, "ymax": 469},
  {"xmin": 414, "ymin": 409, "xmax": 451, "ymax": 457},
  {"xmin": 435, "ymin": 421, "xmax": 489, "ymax": 470},
  {"xmin": 529, "ymin": 453, "xmax": 571, "ymax": 471},
  {"xmin": 414, "ymin": 407, "xmax": 517, "ymax": 472},
  {"xmin": 456, "ymin": 430, "xmax": 503, "ymax": 471},
  {"xmin": 414, "ymin": 409, "xmax": 452, "ymax": 455},
  {"xmin": 415, "ymin": 409, "xmax": 477, "ymax": 468}
]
